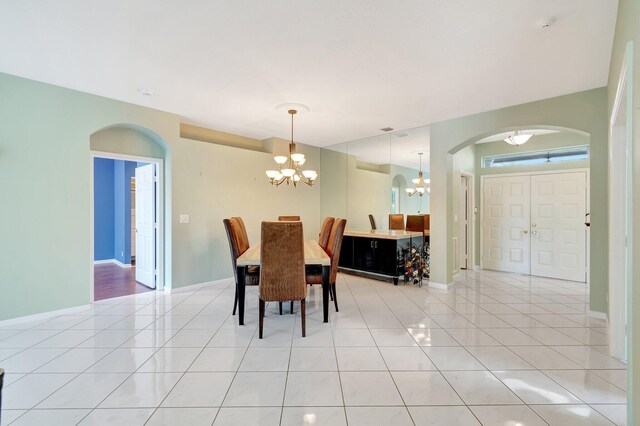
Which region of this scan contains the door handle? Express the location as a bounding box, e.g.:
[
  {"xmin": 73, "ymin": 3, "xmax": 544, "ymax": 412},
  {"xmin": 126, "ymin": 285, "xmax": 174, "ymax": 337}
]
[
  {"xmin": 523, "ymin": 230, "xmax": 528, "ymax": 234},
  {"xmin": 374, "ymin": 241, "xmax": 378, "ymax": 248},
  {"xmin": 531, "ymin": 230, "xmax": 537, "ymax": 235},
  {"xmin": 370, "ymin": 241, "xmax": 373, "ymax": 248},
  {"xmin": 531, "ymin": 223, "xmax": 537, "ymax": 228}
]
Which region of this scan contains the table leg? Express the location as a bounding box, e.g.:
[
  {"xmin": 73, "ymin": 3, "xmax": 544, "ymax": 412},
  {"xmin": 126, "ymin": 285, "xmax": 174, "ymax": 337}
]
[
  {"xmin": 237, "ymin": 266, "xmax": 246, "ymax": 326},
  {"xmin": 322, "ymin": 265, "xmax": 330, "ymax": 323}
]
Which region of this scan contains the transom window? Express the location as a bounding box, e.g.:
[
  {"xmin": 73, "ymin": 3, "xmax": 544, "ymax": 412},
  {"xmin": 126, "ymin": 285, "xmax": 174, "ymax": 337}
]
[{"xmin": 482, "ymin": 145, "xmax": 589, "ymax": 168}]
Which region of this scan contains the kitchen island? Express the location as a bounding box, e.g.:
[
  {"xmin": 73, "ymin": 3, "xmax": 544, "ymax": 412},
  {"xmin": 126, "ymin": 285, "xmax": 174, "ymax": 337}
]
[{"xmin": 338, "ymin": 229, "xmax": 429, "ymax": 285}]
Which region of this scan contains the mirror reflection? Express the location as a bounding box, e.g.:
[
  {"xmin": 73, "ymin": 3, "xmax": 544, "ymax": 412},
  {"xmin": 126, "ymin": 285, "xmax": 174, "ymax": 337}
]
[{"xmin": 320, "ymin": 125, "xmax": 430, "ymax": 232}]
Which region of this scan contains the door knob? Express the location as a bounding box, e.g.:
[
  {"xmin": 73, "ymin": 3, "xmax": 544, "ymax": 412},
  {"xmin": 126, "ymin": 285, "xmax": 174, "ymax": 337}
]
[
  {"xmin": 523, "ymin": 230, "xmax": 529, "ymax": 234},
  {"xmin": 531, "ymin": 230, "xmax": 537, "ymax": 234},
  {"xmin": 531, "ymin": 223, "xmax": 537, "ymax": 227}
]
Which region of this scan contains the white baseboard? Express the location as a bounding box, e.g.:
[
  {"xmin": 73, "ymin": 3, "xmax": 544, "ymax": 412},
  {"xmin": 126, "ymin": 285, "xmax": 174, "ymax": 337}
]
[
  {"xmin": 588, "ymin": 310, "xmax": 608, "ymax": 321},
  {"xmin": 0, "ymin": 304, "xmax": 92, "ymax": 327},
  {"xmin": 94, "ymin": 259, "xmax": 132, "ymax": 268},
  {"xmin": 428, "ymin": 281, "xmax": 449, "ymax": 290},
  {"xmin": 166, "ymin": 277, "xmax": 234, "ymax": 293}
]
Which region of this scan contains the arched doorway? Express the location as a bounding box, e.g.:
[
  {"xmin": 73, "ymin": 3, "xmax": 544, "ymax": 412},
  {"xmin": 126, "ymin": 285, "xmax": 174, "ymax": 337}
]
[{"xmin": 90, "ymin": 124, "xmax": 169, "ymax": 301}]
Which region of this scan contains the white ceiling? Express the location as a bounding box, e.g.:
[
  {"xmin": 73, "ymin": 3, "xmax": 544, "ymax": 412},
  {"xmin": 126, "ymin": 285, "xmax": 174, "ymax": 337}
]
[{"xmin": 0, "ymin": 1, "xmax": 617, "ymax": 147}]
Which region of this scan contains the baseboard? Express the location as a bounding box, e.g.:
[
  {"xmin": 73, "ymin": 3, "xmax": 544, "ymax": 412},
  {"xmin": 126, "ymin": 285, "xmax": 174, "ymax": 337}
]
[
  {"xmin": 94, "ymin": 259, "xmax": 132, "ymax": 268},
  {"xmin": 0, "ymin": 304, "xmax": 92, "ymax": 327},
  {"xmin": 167, "ymin": 277, "xmax": 234, "ymax": 293},
  {"xmin": 588, "ymin": 310, "xmax": 608, "ymax": 321},
  {"xmin": 428, "ymin": 281, "xmax": 449, "ymax": 290}
]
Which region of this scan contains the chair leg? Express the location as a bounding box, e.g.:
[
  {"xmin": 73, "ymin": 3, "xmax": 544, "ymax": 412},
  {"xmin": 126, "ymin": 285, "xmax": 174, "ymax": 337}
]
[
  {"xmin": 232, "ymin": 288, "xmax": 238, "ymax": 315},
  {"xmin": 332, "ymin": 284, "xmax": 339, "ymax": 312},
  {"xmin": 259, "ymin": 299, "xmax": 265, "ymax": 339},
  {"xmin": 329, "ymin": 286, "xmax": 334, "ymax": 301},
  {"xmin": 279, "ymin": 302, "xmax": 283, "ymax": 315},
  {"xmin": 290, "ymin": 301, "xmax": 294, "ymax": 314},
  {"xmin": 301, "ymin": 299, "xmax": 306, "ymax": 337}
]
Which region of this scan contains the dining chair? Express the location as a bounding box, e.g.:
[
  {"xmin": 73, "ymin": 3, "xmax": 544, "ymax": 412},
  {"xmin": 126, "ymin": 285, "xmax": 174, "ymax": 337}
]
[
  {"xmin": 368, "ymin": 214, "xmax": 377, "ymax": 230},
  {"xmin": 259, "ymin": 221, "xmax": 307, "ymax": 338},
  {"xmin": 224, "ymin": 218, "xmax": 259, "ymax": 315},
  {"xmin": 318, "ymin": 217, "xmax": 335, "ymax": 251},
  {"xmin": 278, "ymin": 215, "xmax": 300, "ymax": 221},
  {"xmin": 406, "ymin": 214, "xmax": 428, "ymax": 232},
  {"xmin": 0, "ymin": 368, "xmax": 4, "ymax": 423},
  {"xmin": 232, "ymin": 216, "xmax": 250, "ymax": 249},
  {"xmin": 306, "ymin": 218, "xmax": 347, "ymax": 312},
  {"xmin": 389, "ymin": 213, "xmax": 405, "ymax": 230}
]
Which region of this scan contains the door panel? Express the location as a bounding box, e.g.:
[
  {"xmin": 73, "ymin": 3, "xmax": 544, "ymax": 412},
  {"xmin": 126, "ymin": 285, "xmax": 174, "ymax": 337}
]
[
  {"xmin": 482, "ymin": 176, "xmax": 531, "ymax": 274},
  {"xmin": 530, "ymin": 172, "xmax": 587, "ymax": 282},
  {"xmin": 135, "ymin": 164, "xmax": 156, "ymax": 288}
]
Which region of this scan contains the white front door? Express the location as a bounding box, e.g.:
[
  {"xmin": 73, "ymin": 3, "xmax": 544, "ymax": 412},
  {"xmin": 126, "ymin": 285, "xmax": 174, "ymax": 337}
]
[
  {"xmin": 530, "ymin": 172, "xmax": 587, "ymax": 282},
  {"xmin": 482, "ymin": 175, "xmax": 531, "ymax": 274},
  {"xmin": 135, "ymin": 164, "xmax": 155, "ymax": 288}
]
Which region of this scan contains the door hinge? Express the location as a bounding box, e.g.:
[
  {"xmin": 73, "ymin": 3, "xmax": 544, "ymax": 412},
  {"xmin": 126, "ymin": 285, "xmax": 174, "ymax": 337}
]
[{"xmin": 154, "ymin": 175, "xmax": 159, "ymax": 182}]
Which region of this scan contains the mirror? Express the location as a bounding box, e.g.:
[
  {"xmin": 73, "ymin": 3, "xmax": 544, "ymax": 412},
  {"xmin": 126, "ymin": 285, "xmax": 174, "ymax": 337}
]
[{"xmin": 320, "ymin": 125, "xmax": 430, "ymax": 231}]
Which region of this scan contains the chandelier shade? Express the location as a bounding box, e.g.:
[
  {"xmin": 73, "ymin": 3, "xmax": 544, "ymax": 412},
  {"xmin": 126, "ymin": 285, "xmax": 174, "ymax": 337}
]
[
  {"xmin": 266, "ymin": 109, "xmax": 317, "ymax": 187},
  {"xmin": 406, "ymin": 153, "xmax": 430, "ymax": 197},
  {"xmin": 504, "ymin": 130, "xmax": 533, "ymax": 146}
]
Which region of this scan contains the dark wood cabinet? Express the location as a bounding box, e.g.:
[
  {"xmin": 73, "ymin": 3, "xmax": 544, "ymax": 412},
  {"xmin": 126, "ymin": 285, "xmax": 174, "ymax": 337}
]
[{"xmin": 339, "ymin": 234, "xmax": 413, "ymax": 284}]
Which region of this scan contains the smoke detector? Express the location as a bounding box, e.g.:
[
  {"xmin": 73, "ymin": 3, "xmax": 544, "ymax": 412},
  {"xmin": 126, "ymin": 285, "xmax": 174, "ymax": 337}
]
[{"xmin": 536, "ymin": 16, "xmax": 556, "ymax": 29}]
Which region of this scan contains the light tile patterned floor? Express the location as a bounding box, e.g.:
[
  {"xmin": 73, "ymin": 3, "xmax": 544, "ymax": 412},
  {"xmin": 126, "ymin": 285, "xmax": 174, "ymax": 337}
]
[{"xmin": 0, "ymin": 270, "xmax": 628, "ymax": 425}]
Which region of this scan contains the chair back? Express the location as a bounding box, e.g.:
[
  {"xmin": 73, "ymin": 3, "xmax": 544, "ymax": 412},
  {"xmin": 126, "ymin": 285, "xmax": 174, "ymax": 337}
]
[
  {"xmin": 406, "ymin": 214, "xmax": 428, "ymax": 232},
  {"xmin": 368, "ymin": 214, "xmax": 377, "ymax": 230},
  {"xmin": 228, "ymin": 217, "xmax": 249, "ymax": 254},
  {"xmin": 259, "ymin": 221, "xmax": 306, "ymax": 302},
  {"xmin": 223, "ymin": 218, "xmax": 241, "ymax": 283},
  {"xmin": 319, "ymin": 217, "xmax": 335, "ymax": 250},
  {"xmin": 278, "ymin": 215, "xmax": 300, "ymax": 221},
  {"xmin": 326, "ymin": 218, "xmax": 347, "ymax": 283},
  {"xmin": 389, "ymin": 214, "xmax": 405, "ymax": 230},
  {"xmin": 232, "ymin": 216, "xmax": 250, "ymax": 249}
]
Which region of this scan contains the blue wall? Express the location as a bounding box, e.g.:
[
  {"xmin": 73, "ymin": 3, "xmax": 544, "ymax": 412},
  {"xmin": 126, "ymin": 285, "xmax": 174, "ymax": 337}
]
[
  {"xmin": 94, "ymin": 159, "xmax": 147, "ymax": 263},
  {"xmin": 94, "ymin": 158, "xmax": 115, "ymax": 260}
]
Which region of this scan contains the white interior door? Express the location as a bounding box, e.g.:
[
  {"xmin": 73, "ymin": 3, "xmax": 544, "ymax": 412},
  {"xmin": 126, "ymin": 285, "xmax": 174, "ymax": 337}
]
[
  {"xmin": 530, "ymin": 172, "xmax": 587, "ymax": 282},
  {"xmin": 460, "ymin": 175, "xmax": 469, "ymax": 269},
  {"xmin": 482, "ymin": 176, "xmax": 531, "ymax": 274},
  {"xmin": 135, "ymin": 164, "xmax": 155, "ymax": 288}
]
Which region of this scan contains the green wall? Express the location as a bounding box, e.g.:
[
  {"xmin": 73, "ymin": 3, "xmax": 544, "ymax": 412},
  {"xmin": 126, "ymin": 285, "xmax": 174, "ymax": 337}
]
[
  {"xmin": 607, "ymin": 0, "xmax": 639, "ymax": 421},
  {"xmin": 429, "ymin": 88, "xmax": 608, "ymax": 318},
  {"xmin": 0, "ymin": 72, "xmax": 179, "ymax": 321},
  {"xmin": 0, "ymin": 72, "xmax": 325, "ymax": 321}
]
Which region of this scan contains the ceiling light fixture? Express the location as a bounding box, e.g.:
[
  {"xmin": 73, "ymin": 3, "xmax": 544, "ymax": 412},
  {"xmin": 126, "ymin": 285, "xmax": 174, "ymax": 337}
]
[
  {"xmin": 266, "ymin": 109, "xmax": 317, "ymax": 187},
  {"xmin": 406, "ymin": 153, "xmax": 430, "ymax": 197},
  {"xmin": 504, "ymin": 130, "xmax": 533, "ymax": 146}
]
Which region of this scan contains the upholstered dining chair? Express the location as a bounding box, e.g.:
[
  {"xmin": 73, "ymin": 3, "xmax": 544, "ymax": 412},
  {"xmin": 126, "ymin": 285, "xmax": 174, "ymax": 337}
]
[
  {"xmin": 306, "ymin": 218, "xmax": 347, "ymax": 312},
  {"xmin": 368, "ymin": 214, "xmax": 377, "ymax": 230},
  {"xmin": 406, "ymin": 214, "xmax": 428, "ymax": 232},
  {"xmin": 259, "ymin": 221, "xmax": 307, "ymax": 338},
  {"xmin": 224, "ymin": 218, "xmax": 259, "ymax": 315},
  {"xmin": 278, "ymin": 215, "xmax": 300, "ymax": 221},
  {"xmin": 318, "ymin": 217, "xmax": 335, "ymax": 251},
  {"xmin": 389, "ymin": 213, "xmax": 405, "ymax": 230}
]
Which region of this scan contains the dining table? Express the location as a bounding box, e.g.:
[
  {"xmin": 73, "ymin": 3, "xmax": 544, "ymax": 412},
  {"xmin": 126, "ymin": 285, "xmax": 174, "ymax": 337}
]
[{"xmin": 236, "ymin": 240, "xmax": 331, "ymax": 326}]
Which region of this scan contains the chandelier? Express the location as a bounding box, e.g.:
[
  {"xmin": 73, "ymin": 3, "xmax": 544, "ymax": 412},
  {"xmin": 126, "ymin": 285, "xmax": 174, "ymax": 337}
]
[
  {"xmin": 266, "ymin": 109, "xmax": 317, "ymax": 187},
  {"xmin": 406, "ymin": 152, "xmax": 430, "ymax": 196},
  {"xmin": 504, "ymin": 130, "xmax": 533, "ymax": 146}
]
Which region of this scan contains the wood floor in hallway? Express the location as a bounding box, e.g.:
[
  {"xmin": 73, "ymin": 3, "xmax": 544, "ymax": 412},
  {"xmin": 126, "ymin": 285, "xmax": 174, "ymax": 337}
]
[{"xmin": 94, "ymin": 262, "xmax": 153, "ymax": 301}]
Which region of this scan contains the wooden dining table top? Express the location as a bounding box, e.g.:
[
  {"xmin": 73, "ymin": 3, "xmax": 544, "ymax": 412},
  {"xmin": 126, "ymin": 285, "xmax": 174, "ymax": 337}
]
[{"xmin": 237, "ymin": 240, "xmax": 331, "ymax": 267}]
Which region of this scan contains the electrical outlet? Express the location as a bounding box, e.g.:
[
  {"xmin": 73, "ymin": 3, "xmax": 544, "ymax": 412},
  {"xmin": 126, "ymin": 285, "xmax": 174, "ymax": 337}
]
[
  {"xmin": 179, "ymin": 214, "xmax": 190, "ymax": 224},
  {"xmin": 121, "ymin": 251, "xmax": 124, "ymax": 257}
]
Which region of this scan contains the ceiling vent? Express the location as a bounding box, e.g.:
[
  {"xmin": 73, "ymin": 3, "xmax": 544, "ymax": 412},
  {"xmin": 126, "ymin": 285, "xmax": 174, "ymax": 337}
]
[{"xmin": 380, "ymin": 127, "xmax": 394, "ymax": 132}]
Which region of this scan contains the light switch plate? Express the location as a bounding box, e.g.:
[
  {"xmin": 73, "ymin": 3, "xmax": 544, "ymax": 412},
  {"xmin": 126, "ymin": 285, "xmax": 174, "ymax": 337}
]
[{"xmin": 179, "ymin": 214, "xmax": 189, "ymax": 224}]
